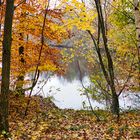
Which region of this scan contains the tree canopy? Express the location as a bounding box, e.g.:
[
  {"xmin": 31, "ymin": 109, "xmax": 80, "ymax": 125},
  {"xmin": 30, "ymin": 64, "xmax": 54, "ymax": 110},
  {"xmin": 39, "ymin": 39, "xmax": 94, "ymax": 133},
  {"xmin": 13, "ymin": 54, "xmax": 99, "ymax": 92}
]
[{"xmin": 0, "ymin": 0, "xmax": 139, "ymax": 139}]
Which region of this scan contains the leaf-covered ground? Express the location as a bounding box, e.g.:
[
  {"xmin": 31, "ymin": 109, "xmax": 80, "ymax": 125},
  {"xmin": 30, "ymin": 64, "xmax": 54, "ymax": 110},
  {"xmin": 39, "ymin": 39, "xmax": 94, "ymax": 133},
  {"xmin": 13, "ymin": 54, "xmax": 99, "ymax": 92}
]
[{"xmin": 1, "ymin": 94, "xmax": 140, "ymax": 140}]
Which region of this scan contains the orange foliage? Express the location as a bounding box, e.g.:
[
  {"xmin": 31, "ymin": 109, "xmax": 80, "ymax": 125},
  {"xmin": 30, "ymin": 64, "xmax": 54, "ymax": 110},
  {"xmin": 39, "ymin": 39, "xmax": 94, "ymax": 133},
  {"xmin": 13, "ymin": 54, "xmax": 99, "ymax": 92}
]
[{"xmin": 0, "ymin": 0, "xmax": 68, "ymax": 78}]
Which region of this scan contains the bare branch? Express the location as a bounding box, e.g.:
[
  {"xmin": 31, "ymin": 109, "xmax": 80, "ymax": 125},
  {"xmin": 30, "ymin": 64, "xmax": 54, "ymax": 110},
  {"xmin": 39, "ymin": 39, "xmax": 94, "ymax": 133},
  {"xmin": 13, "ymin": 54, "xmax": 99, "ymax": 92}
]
[
  {"xmin": 14, "ymin": 0, "xmax": 26, "ymax": 10},
  {"xmin": 77, "ymin": 60, "xmax": 100, "ymax": 121},
  {"xmin": 118, "ymin": 57, "xmax": 135, "ymax": 96}
]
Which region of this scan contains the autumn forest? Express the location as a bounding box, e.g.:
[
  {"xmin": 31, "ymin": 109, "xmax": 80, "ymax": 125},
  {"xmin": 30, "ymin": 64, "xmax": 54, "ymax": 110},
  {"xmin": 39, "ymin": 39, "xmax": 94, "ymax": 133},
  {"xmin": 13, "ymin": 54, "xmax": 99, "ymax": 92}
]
[{"xmin": 0, "ymin": 0, "xmax": 139, "ymax": 139}]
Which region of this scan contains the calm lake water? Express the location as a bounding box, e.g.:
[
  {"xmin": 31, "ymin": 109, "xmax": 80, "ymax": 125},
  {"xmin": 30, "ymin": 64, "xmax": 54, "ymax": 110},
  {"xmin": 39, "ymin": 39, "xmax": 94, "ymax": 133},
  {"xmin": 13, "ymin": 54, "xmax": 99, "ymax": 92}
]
[{"xmin": 25, "ymin": 73, "xmax": 140, "ymax": 110}]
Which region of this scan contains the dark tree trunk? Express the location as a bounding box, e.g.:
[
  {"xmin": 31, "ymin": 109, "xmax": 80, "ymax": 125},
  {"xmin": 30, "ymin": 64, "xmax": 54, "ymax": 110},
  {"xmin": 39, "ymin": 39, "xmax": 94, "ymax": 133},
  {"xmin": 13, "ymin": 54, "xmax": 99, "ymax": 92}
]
[
  {"xmin": 93, "ymin": 0, "xmax": 119, "ymax": 116},
  {"xmin": 111, "ymin": 90, "xmax": 119, "ymax": 116},
  {"xmin": 16, "ymin": 33, "xmax": 25, "ymax": 95},
  {"xmin": 0, "ymin": 0, "xmax": 14, "ymax": 134},
  {"xmin": 0, "ymin": 0, "xmax": 3, "ymax": 37}
]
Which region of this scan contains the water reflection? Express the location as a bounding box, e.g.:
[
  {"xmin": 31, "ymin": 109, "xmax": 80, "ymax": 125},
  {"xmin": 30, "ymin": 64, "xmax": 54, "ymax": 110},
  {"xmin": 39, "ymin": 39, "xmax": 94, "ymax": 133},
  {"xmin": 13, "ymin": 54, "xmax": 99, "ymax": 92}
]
[{"xmin": 25, "ymin": 73, "xmax": 140, "ymax": 110}]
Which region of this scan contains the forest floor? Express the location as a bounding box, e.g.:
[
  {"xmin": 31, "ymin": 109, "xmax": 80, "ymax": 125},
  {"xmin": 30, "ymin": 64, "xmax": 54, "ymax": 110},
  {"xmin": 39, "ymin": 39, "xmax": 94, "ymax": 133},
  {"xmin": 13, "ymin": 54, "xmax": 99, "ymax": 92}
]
[{"xmin": 1, "ymin": 94, "xmax": 140, "ymax": 140}]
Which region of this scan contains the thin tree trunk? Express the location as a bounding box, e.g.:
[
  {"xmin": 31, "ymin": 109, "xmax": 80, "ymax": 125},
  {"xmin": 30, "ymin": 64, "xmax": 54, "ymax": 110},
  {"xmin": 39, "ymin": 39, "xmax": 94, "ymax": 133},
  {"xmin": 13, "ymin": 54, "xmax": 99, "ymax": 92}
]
[
  {"xmin": 24, "ymin": 0, "xmax": 50, "ymax": 116},
  {"xmin": 134, "ymin": 0, "xmax": 140, "ymax": 90},
  {"xmin": 0, "ymin": 0, "xmax": 14, "ymax": 134},
  {"xmin": 16, "ymin": 33, "xmax": 26, "ymax": 95},
  {"xmin": 0, "ymin": 0, "xmax": 3, "ymax": 37},
  {"xmin": 15, "ymin": 0, "xmax": 27, "ymax": 95},
  {"xmin": 77, "ymin": 60, "xmax": 100, "ymax": 121},
  {"xmin": 94, "ymin": 0, "xmax": 119, "ymax": 116}
]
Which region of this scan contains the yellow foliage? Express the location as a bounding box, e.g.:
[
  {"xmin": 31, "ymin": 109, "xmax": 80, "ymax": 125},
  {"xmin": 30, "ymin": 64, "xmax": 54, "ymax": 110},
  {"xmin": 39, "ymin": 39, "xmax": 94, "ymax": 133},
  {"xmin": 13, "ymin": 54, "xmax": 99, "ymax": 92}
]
[{"xmin": 58, "ymin": 0, "xmax": 96, "ymax": 33}]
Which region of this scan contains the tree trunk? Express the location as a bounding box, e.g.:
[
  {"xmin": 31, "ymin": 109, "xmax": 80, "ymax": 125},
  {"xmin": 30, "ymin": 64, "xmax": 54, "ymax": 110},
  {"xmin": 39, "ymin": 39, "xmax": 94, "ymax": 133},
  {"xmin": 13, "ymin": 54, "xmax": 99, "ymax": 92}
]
[
  {"xmin": 0, "ymin": 0, "xmax": 14, "ymax": 134},
  {"xmin": 16, "ymin": 1, "xmax": 27, "ymax": 95},
  {"xmin": 16, "ymin": 33, "xmax": 26, "ymax": 95},
  {"xmin": 0, "ymin": 0, "xmax": 3, "ymax": 37},
  {"xmin": 134, "ymin": 0, "xmax": 140, "ymax": 90},
  {"xmin": 94, "ymin": 0, "xmax": 120, "ymax": 116},
  {"xmin": 111, "ymin": 87, "xmax": 119, "ymax": 116}
]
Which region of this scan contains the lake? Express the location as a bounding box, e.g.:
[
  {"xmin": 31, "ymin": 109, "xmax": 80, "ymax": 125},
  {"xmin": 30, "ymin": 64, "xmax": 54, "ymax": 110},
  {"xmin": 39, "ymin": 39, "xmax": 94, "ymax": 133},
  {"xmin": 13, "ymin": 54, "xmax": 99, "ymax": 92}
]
[{"xmin": 25, "ymin": 73, "xmax": 140, "ymax": 110}]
